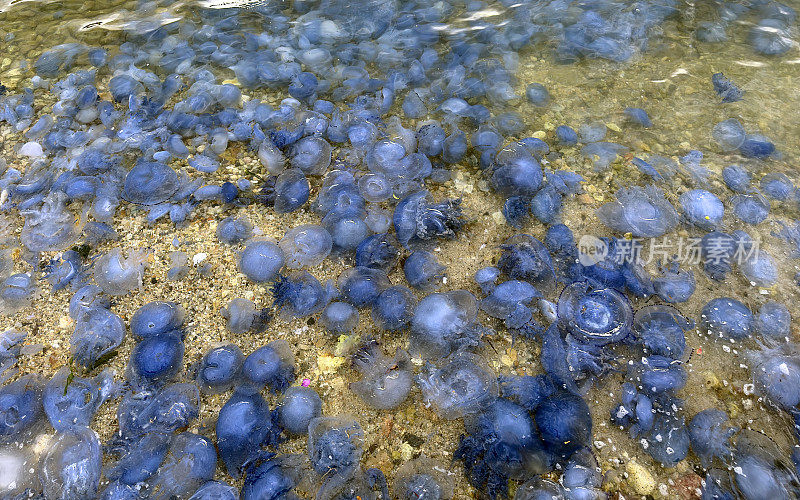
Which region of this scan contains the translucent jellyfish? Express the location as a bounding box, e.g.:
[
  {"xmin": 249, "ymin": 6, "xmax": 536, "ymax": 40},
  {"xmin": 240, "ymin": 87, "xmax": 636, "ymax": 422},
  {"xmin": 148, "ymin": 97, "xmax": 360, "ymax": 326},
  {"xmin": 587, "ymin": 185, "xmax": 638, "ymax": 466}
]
[
  {"xmin": 216, "ymin": 387, "xmax": 281, "ymax": 477},
  {"xmin": 393, "ymin": 190, "xmax": 463, "ymax": 248},
  {"xmin": 221, "ymin": 298, "xmax": 269, "ymax": 335},
  {"xmin": 365, "ymin": 207, "xmax": 392, "ymax": 234},
  {"xmin": 632, "ymin": 355, "xmax": 688, "ymax": 394},
  {"xmin": 43, "ymin": 367, "xmax": 116, "ymax": 430},
  {"xmin": 258, "ymin": 140, "xmax": 286, "ymax": 174},
  {"xmin": 45, "ymin": 250, "xmax": 88, "ymax": 292},
  {"xmin": 645, "ymin": 413, "xmax": 690, "ymax": 467},
  {"xmin": 128, "ymin": 331, "xmax": 184, "ymax": 387},
  {"xmin": 688, "ymin": 409, "xmax": 737, "ymax": 467},
  {"xmin": 580, "ymin": 142, "xmax": 628, "ymax": 170},
  {"xmin": 731, "ymin": 194, "xmax": 770, "ymax": 225},
  {"xmin": 279, "ymin": 224, "xmax": 333, "ymax": 269},
  {"xmin": 530, "ymin": 184, "xmax": 563, "ymax": 225},
  {"xmin": 534, "ymin": 390, "xmax": 592, "ymax": 456},
  {"xmin": 760, "ymin": 172, "xmax": 794, "ymax": 200},
  {"xmin": 740, "ymin": 250, "xmax": 779, "ymax": 287},
  {"xmin": 676, "ymin": 150, "xmax": 708, "ymax": 184},
  {"xmin": 701, "ymin": 297, "xmax": 754, "ymax": 341},
  {"xmin": 290, "ymin": 136, "xmax": 332, "ymax": 175},
  {"xmin": 557, "ymin": 281, "xmax": 633, "ymax": 346},
  {"xmin": 197, "ymin": 344, "xmax": 244, "ymax": 394},
  {"xmin": 514, "ymin": 478, "xmax": 565, "ymax": 499},
  {"xmin": 723, "ymin": 164, "xmax": 751, "ymax": 193},
  {"xmin": 277, "ymin": 387, "xmax": 323, "ymax": 436},
  {"xmin": 525, "ymin": 83, "xmax": 550, "ymax": 106},
  {"xmin": 308, "ymin": 416, "xmax": 364, "ymax": 479},
  {"xmin": 20, "ymin": 192, "xmax": 84, "ymax": 252},
  {"xmin": 712, "ymin": 119, "xmax": 746, "ymax": 151},
  {"xmin": 0, "ymin": 273, "xmax": 36, "ymax": 314},
  {"xmin": 167, "ymin": 251, "xmax": 189, "ymax": 281},
  {"xmin": 338, "ymin": 266, "xmax": 391, "ymax": 307},
  {"xmin": 653, "ymin": 261, "xmax": 695, "ymax": 304},
  {"xmin": 93, "ymin": 249, "xmax": 149, "ymax": 296},
  {"xmin": 68, "ymin": 285, "xmax": 107, "ymax": 321},
  {"xmin": 117, "ymin": 383, "xmax": 199, "ymax": 439},
  {"xmin": 409, "ymin": 290, "xmax": 489, "ymax": 359},
  {"xmin": 358, "ymin": 173, "xmax": 392, "ymax": 203},
  {"xmin": 612, "ymin": 382, "xmax": 655, "ymax": 438},
  {"xmin": 242, "ymin": 340, "xmax": 296, "ymax": 393},
  {"xmin": 734, "ymin": 453, "xmax": 792, "ymax": 499},
  {"xmin": 320, "ymin": 302, "xmax": 359, "ymax": 333},
  {"xmin": 416, "ymin": 353, "xmax": 498, "ymax": 419},
  {"xmin": 315, "ymin": 170, "xmax": 363, "ymax": 216},
  {"xmin": 70, "ymin": 306, "xmax": 125, "ymax": 368},
  {"xmin": 393, "ymin": 457, "xmax": 455, "ymax": 500},
  {"xmin": 322, "ymin": 211, "xmax": 369, "ymax": 252},
  {"xmin": 122, "ymin": 161, "xmax": 179, "ymax": 205},
  {"xmin": 490, "ymin": 143, "xmax": 544, "ymax": 197},
  {"xmin": 625, "ymin": 107, "xmax": 652, "ymax": 127},
  {"xmin": 596, "ymin": 185, "xmax": 678, "ymax": 238},
  {"xmin": 474, "ymin": 266, "xmax": 501, "ymax": 294},
  {"xmin": 105, "ymin": 431, "xmax": 169, "ymax": 486},
  {"xmin": 579, "ymin": 122, "xmax": 607, "ymax": 143},
  {"xmin": 147, "ymin": 433, "xmax": 218, "ymax": 499},
  {"xmin": 0, "ymin": 374, "xmax": 44, "ymax": 439},
  {"xmin": 109, "ymin": 75, "xmax": 143, "ymax": 102},
  {"xmin": 39, "ymin": 427, "xmax": 102, "ymax": 500},
  {"xmin": 497, "ymin": 234, "xmax": 556, "ymax": 290},
  {"xmin": 365, "ymin": 140, "xmax": 406, "ymax": 176},
  {"xmin": 355, "ymin": 233, "xmax": 400, "ymax": 272},
  {"xmin": 747, "ymin": 342, "xmax": 800, "ymax": 409},
  {"xmin": 271, "ymin": 271, "xmax": 333, "ymax": 318},
  {"xmin": 216, "ymin": 216, "xmax": 253, "ymax": 245},
  {"xmin": 680, "ymin": 189, "xmax": 724, "ymax": 231},
  {"xmin": 404, "ymin": 250, "xmax": 446, "ymax": 291},
  {"xmin": 372, "ymin": 286, "xmax": 417, "ymax": 331},
  {"xmin": 455, "ymin": 398, "xmax": 549, "ymax": 498},
  {"xmin": 633, "ymin": 305, "xmax": 692, "ymax": 359},
  {"xmin": 239, "ymin": 239, "xmax": 285, "ymax": 283},
  {"xmin": 749, "ymin": 19, "xmax": 793, "ymax": 55},
  {"xmin": 350, "ymin": 340, "xmax": 412, "ymax": 410},
  {"xmin": 776, "ymin": 220, "xmax": 800, "ymax": 258},
  {"xmin": 711, "ymin": 73, "xmax": 743, "ymax": 102},
  {"xmin": 273, "ymin": 169, "xmax": 310, "ymax": 213},
  {"xmin": 0, "ymin": 446, "xmax": 38, "ymax": 498},
  {"xmin": 700, "ymin": 231, "xmax": 737, "ymax": 281},
  {"xmin": 479, "ymin": 280, "xmax": 541, "ymax": 332},
  {"xmin": 739, "ymin": 134, "xmax": 776, "ymax": 159},
  {"xmin": 241, "ymin": 453, "xmax": 303, "ymax": 500},
  {"xmin": 755, "ymin": 301, "xmax": 791, "ymax": 339},
  {"xmin": 130, "ymin": 301, "xmax": 185, "ymax": 338},
  {"xmin": 562, "ymin": 448, "xmax": 604, "ymax": 499},
  {"xmin": 502, "ymin": 196, "xmax": 531, "ymax": 228},
  {"xmin": 542, "ymin": 329, "xmax": 611, "ymax": 391},
  {"xmin": 728, "ymin": 430, "xmax": 800, "ymax": 499}
]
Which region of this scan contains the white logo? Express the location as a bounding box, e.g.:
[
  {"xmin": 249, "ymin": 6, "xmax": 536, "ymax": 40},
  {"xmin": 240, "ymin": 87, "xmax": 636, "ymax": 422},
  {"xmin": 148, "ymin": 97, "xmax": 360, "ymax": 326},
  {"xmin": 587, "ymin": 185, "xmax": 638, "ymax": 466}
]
[{"xmin": 578, "ymin": 235, "xmax": 608, "ymax": 266}]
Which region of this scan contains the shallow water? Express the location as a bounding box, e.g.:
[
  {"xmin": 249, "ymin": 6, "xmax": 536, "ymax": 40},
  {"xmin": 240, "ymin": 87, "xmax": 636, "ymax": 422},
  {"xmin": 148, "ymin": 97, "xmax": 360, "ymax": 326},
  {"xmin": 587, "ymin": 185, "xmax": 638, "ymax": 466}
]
[{"xmin": 1, "ymin": 0, "xmax": 800, "ymax": 498}]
